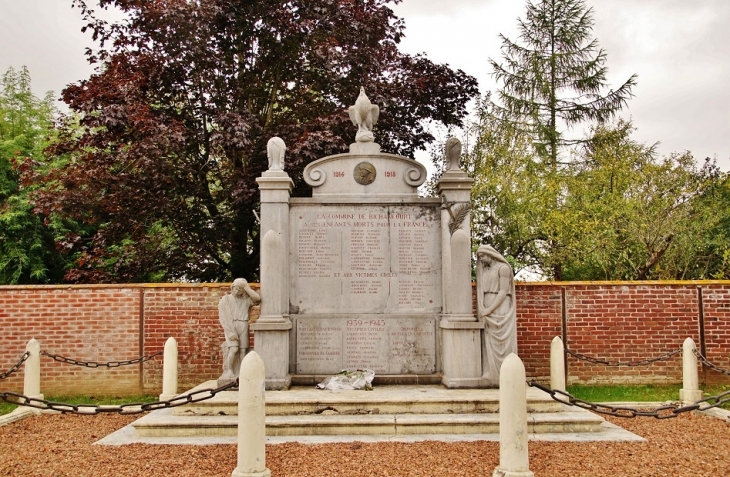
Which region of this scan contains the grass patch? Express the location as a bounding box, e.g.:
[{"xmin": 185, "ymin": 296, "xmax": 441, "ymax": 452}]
[
  {"xmin": 567, "ymin": 384, "xmax": 682, "ymax": 402},
  {"xmin": 0, "ymin": 394, "xmax": 157, "ymax": 417},
  {"xmin": 567, "ymin": 383, "xmax": 730, "ymax": 405},
  {"xmin": 0, "ymin": 401, "xmax": 17, "ymax": 416}
]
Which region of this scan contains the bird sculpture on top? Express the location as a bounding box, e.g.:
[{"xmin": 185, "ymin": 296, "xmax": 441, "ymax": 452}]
[{"xmin": 349, "ymin": 87, "xmax": 379, "ymax": 143}]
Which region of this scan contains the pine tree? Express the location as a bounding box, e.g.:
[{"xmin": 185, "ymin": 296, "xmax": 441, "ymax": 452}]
[{"xmin": 490, "ymin": 0, "xmax": 637, "ymax": 165}]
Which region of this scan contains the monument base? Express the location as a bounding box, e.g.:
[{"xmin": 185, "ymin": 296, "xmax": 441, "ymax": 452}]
[
  {"xmin": 492, "ymin": 468, "xmax": 534, "ymax": 477},
  {"xmin": 440, "ymin": 319, "xmax": 483, "ymax": 388},
  {"xmin": 679, "ymin": 388, "xmax": 703, "ymax": 403},
  {"xmin": 251, "ymin": 319, "xmax": 293, "ymax": 390},
  {"xmin": 231, "ymin": 468, "xmax": 271, "ymax": 477}
]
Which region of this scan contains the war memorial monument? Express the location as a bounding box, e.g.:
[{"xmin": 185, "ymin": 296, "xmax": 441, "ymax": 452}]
[{"xmin": 251, "ymin": 88, "xmax": 516, "ymax": 390}]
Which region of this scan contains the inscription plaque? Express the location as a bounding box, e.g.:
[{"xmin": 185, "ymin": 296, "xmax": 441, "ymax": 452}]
[
  {"xmin": 296, "ymin": 316, "xmax": 436, "ymax": 374},
  {"xmin": 290, "ymin": 204, "xmax": 442, "ymax": 314}
]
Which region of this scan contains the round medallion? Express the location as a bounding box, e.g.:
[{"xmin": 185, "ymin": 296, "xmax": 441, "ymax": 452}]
[{"xmin": 354, "ymin": 162, "xmax": 376, "ymax": 185}]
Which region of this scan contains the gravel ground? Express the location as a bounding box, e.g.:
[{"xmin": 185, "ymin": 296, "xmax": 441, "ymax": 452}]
[{"xmin": 0, "ymin": 412, "xmax": 728, "ymax": 476}]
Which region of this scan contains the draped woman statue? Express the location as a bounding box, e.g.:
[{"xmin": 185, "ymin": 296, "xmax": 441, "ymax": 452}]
[{"xmin": 476, "ymin": 245, "xmax": 517, "ymax": 386}]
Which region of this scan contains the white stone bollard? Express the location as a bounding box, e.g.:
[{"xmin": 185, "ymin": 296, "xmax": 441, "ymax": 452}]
[
  {"xmin": 679, "ymin": 337, "xmax": 703, "ymax": 404},
  {"xmin": 550, "ymin": 336, "xmax": 566, "ymax": 393},
  {"xmin": 232, "ymin": 351, "xmax": 270, "ymax": 477},
  {"xmin": 23, "ymin": 338, "xmax": 43, "ymax": 401},
  {"xmin": 493, "ymin": 353, "xmax": 534, "ymax": 477},
  {"xmin": 159, "ymin": 337, "xmax": 178, "ymax": 401}
]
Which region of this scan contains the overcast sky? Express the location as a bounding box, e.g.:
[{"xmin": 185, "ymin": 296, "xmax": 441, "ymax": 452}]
[{"xmin": 1, "ymin": 0, "xmax": 728, "ymax": 170}]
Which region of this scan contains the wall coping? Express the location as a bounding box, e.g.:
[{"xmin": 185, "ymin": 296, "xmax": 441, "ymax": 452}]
[
  {"xmin": 0, "ymin": 283, "xmax": 247, "ymax": 291},
  {"xmin": 1, "ymin": 280, "xmax": 728, "ymax": 291},
  {"xmin": 514, "ymin": 280, "xmax": 730, "ymax": 287}
]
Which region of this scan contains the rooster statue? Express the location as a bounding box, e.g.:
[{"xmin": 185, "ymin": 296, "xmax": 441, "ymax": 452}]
[{"xmin": 348, "ymin": 87, "xmax": 379, "ymax": 143}]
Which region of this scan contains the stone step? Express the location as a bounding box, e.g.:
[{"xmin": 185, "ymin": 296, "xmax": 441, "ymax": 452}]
[
  {"xmin": 132, "ymin": 408, "xmax": 604, "ymax": 438},
  {"xmin": 172, "ymin": 383, "xmax": 563, "ymax": 417}
]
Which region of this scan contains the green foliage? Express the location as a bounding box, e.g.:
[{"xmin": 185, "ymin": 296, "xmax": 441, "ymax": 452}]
[
  {"xmin": 465, "ymin": 96, "xmax": 548, "ymax": 276},
  {"xmin": 464, "ymin": 97, "xmax": 730, "ymax": 280},
  {"xmin": 0, "ymin": 66, "xmax": 69, "ymax": 284},
  {"xmin": 31, "ymin": 0, "xmax": 478, "ymax": 283},
  {"xmin": 559, "ymin": 121, "xmax": 726, "ymax": 280},
  {"xmin": 484, "ymin": 0, "xmax": 637, "ymax": 279},
  {"xmin": 490, "ymin": 0, "xmax": 636, "ymax": 165}
]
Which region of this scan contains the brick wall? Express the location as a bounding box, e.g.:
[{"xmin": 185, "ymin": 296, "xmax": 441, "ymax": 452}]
[
  {"xmin": 701, "ymin": 284, "xmax": 730, "ymax": 384},
  {"xmin": 1, "ymin": 281, "xmax": 728, "ymax": 396},
  {"xmin": 0, "ymin": 286, "xmax": 140, "ymax": 395},
  {"xmin": 515, "ymin": 285, "xmax": 563, "ymax": 383},
  {"xmin": 562, "ymin": 284, "xmax": 700, "ymax": 385},
  {"xmin": 141, "ymin": 284, "xmax": 260, "ymax": 392}
]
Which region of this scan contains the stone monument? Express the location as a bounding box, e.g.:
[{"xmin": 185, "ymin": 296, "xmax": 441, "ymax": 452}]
[{"xmin": 254, "ymin": 88, "xmax": 508, "ymax": 389}]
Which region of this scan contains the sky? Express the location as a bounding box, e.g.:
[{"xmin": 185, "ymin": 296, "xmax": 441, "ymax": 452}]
[{"xmin": 1, "ymin": 0, "xmax": 729, "ymax": 170}]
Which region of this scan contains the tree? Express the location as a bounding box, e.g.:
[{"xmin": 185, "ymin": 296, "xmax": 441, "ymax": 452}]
[
  {"xmin": 31, "ymin": 0, "xmax": 478, "ymax": 283},
  {"xmin": 483, "ymin": 0, "xmax": 637, "ymax": 279},
  {"xmin": 0, "ymin": 66, "xmax": 69, "ymax": 284},
  {"xmin": 559, "ymin": 121, "xmax": 726, "ymax": 280},
  {"xmin": 465, "ymin": 110, "xmax": 729, "ymax": 281},
  {"xmin": 490, "ymin": 0, "xmax": 636, "ymax": 165},
  {"xmin": 463, "ymin": 95, "xmax": 547, "ymax": 276}
]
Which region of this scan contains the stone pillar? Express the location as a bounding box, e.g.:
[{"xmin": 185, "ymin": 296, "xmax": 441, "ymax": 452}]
[
  {"xmin": 437, "ymin": 138, "xmax": 481, "ymax": 388},
  {"xmin": 493, "ymin": 353, "xmax": 534, "ymax": 477},
  {"xmin": 679, "ymin": 337, "xmax": 703, "ymax": 404},
  {"xmin": 253, "ymin": 138, "xmax": 294, "ymax": 390},
  {"xmin": 231, "ymin": 351, "xmax": 271, "ymax": 477},
  {"xmin": 450, "ymin": 229, "xmax": 475, "ymax": 321},
  {"xmin": 23, "ymin": 338, "xmax": 43, "ymax": 401},
  {"xmin": 159, "ymin": 337, "xmax": 178, "ymax": 401},
  {"xmin": 253, "ymin": 230, "xmax": 292, "ymax": 390},
  {"xmin": 550, "ymin": 336, "xmax": 566, "ymax": 393}
]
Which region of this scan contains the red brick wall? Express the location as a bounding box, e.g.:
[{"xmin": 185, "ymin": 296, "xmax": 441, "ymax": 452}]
[
  {"xmin": 515, "ymin": 285, "xmax": 563, "ymax": 382},
  {"xmin": 1, "ymin": 281, "xmax": 728, "ymax": 396},
  {"xmin": 701, "ymin": 284, "xmax": 730, "ymax": 384},
  {"xmin": 142, "ymin": 285, "xmax": 227, "ymax": 393},
  {"xmin": 563, "ymin": 284, "xmax": 700, "ymax": 385},
  {"xmin": 0, "ymin": 286, "xmax": 140, "ymax": 395}
]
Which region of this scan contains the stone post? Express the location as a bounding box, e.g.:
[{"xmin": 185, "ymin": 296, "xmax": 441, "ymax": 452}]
[
  {"xmin": 550, "ymin": 336, "xmax": 566, "ymax": 393},
  {"xmin": 23, "ymin": 338, "xmax": 43, "ymax": 401},
  {"xmin": 253, "ymin": 137, "xmax": 294, "ymax": 390},
  {"xmin": 231, "ymin": 351, "xmax": 271, "ymax": 477},
  {"xmin": 494, "ymin": 353, "xmax": 534, "ymax": 477},
  {"xmin": 679, "ymin": 337, "xmax": 703, "ymax": 404},
  {"xmin": 159, "ymin": 337, "xmax": 178, "ymax": 401},
  {"xmin": 437, "ymin": 138, "xmax": 482, "ymax": 388}
]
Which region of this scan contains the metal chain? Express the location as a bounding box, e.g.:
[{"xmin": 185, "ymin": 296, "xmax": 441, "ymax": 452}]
[
  {"xmin": 565, "ymin": 347, "xmax": 682, "ymax": 367},
  {"xmin": 527, "ymin": 381, "xmax": 730, "ymax": 419},
  {"xmin": 693, "ymin": 348, "xmax": 730, "ymax": 376},
  {"xmin": 0, "ymin": 379, "xmax": 239, "ymax": 415},
  {"xmin": 40, "ymin": 350, "xmax": 163, "ymax": 368},
  {"xmin": 0, "ymin": 352, "xmax": 31, "ymax": 380}
]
